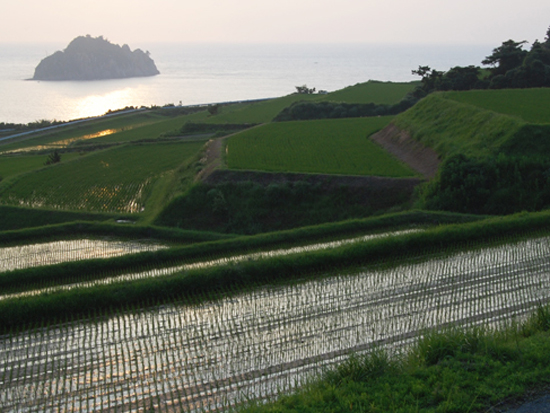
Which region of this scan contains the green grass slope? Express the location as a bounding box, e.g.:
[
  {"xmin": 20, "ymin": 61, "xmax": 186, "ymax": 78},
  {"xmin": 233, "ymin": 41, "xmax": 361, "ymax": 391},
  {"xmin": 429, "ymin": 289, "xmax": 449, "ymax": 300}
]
[
  {"xmin": 226, "ymin": 117, "xmax": 416, "ymax": 177},
  {"xmin": 441, "ymin": 88, "xmax": 550, "ymax": 124},
  {"xmin": 0, "ymin": 205, "xmax": 115, "ymax": 231},
  {"xmin": 393, "ymin": 92, "xmax": 550, "ymax": 158},
  {"xmin": 321, "ymin": 80, "xmax": 418, "ymax": 104}
]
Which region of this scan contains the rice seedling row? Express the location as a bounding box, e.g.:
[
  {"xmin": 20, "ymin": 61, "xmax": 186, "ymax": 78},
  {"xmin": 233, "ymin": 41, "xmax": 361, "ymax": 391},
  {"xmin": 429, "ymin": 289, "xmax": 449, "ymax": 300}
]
[
  {"xmin": 0, "ymin": 142, "xmax": 204, "ymax": 213},
  {"xmin": 0, "ymin": 230, "xmax": 418, "ymax": 300},
  {"xmin": 1, "ymin": 236, "xmax": 549, "ymax": 411},
  {"xmin": 225, "ymin": 117, "xmax": 415, "ymax": 177},
  {"xmin": 0, "ymin": 239, "xmax": 167, "ymax": 273}
]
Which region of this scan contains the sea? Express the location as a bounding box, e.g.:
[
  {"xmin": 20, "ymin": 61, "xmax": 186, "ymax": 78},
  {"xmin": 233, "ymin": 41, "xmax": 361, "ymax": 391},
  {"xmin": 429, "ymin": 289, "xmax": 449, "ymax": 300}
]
[{"xmin": 0, "ymin": 42, "xmax": 493, "ymax": 124}]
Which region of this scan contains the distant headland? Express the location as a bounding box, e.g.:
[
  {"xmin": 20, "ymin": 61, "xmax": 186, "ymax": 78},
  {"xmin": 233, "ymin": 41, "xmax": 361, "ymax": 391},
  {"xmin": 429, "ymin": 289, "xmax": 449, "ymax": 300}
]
[{"xmin": 32, "ymin": 35, "xmax": 160, "ymax": 81}]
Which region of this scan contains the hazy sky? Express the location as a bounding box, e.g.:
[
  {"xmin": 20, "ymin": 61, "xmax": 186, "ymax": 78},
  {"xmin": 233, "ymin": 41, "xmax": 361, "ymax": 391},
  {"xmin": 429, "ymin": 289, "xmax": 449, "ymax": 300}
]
[{"xmin": 2, "ymin": 0, "xmax": 549, "ymax": 46}]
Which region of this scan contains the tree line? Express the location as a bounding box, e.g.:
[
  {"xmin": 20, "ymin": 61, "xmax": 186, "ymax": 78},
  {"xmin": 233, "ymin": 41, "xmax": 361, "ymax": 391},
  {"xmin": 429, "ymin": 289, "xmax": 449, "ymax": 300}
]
[{"xmin": 412, "ymin": 25, "xmax": 550, "ymax": 96}]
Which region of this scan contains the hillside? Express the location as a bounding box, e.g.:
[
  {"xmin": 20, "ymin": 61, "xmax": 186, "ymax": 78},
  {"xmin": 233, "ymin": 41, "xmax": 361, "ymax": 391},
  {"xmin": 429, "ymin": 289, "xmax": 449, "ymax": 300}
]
[
  {"xmin": 393, "ymin": 91, "xmax": 550, "ymax": 158},
  {"xmin": 200, "ymin": 80, "xmax": 417, "ymax": 124},
  {"xmin": 441, "ymin": 88, "xmax": 550, "ymax": 124},
  {"xmin": 387, "ymin": 88, "xmax": 550, "ymax": 214},
  {"xmin": 2, "ymin": 76, "xmax": 550, "ymax": 412}
]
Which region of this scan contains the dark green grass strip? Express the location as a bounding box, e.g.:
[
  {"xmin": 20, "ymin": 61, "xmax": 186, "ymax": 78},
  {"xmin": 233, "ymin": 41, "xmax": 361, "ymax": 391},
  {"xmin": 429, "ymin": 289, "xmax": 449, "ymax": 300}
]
[
  {"xmin": 0, "ymin": 211, "xmax": 550, "ymax": 332},
  {"xmin": 0, "ymin": 205, "xmax": 115, "ymax": 231},
  {"xmin": 0, "ymin": 210, "xmax": 483, "ymax": 294},
  {"xmin": 239, "ymin": 307, "xmax": 550, "ymax": 413},
  {"xmin": 442, "ymin": 88, "xmax": 550, "ymax": 124},
  {"xmin": 0, "ymin": 221, "xmax": 236, "ymax": 247}
]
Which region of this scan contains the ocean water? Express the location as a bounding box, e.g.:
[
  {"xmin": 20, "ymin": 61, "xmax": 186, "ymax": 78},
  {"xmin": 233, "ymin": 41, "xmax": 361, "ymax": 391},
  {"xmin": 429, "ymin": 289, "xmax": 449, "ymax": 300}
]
[{"xmin": 0, "ymin": 42, "xmax": 493, "ymax": 124}]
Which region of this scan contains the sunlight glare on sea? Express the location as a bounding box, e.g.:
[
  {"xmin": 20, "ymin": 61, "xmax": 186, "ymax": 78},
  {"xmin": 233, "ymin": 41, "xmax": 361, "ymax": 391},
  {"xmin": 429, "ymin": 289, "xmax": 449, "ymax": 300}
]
[{"xmin": 75, "ymin": 88, "xmax": 139, "ymax": 119}]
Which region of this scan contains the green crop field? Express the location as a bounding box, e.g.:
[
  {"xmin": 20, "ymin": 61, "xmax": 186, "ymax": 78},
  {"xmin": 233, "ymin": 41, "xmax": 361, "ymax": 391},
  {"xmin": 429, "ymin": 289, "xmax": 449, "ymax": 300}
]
[
  {"xmin": 0, "ymin": 141, "xmax": 205, "ymax": 213},
  {"xmin": 441, "ymin": 88, "xmax": 550, "ymax": 124},
  {"xmin": 0, "ymin": 153, "xmax": 81, "ymax": 179},
  {"xmin": 204, "ymin": 95, "xmax": 320, "ymax": 125},
  {"xmin": 226, "ymin": 117, "xmax": 416, "ymax": 176},
  {"xmin": 85, "ymin": 113, "xmax": 207, "ymax": 144},
  {"xmin": 320, "ymin": 80, "xmax": 418, "ymax": 104},
  {"xmin": 442, "ymin": 88, "xmax": 550, "ymax": 123}
]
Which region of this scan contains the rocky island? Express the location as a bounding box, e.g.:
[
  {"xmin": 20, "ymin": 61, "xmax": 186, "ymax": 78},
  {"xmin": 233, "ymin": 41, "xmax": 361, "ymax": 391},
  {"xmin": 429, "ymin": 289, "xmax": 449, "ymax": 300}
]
[{"xmin": 32, "ymin": 35, "xmax": 160, "ymax": 81}]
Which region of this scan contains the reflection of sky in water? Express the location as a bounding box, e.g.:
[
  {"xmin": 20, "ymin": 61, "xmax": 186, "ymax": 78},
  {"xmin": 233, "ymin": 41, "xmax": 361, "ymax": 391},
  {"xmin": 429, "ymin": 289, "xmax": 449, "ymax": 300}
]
[
  {"xmin": 0, "ymin": 239, "xmax": 166, "ymax": 272},
  {"xmin": 1, "ymin": 129, "xmax": 127, "ymax": 154},
  {"xmin": 1, "ymin": 236, "xmax": 549, "ymax": 412},
  {"xmin": 0, "ymin": 230, "xmax": 419, "ymax": 300},
  {"xmin": 55, "ymin": 129, "xmax": 117, "ymax": 146}
]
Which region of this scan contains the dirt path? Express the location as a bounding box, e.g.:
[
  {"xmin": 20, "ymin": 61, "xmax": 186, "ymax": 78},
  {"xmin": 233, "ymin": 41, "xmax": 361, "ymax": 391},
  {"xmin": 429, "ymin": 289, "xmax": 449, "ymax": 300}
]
[
  {"xmin": 195, "ymin": 124, "xmax": 266, "ymax": 182},
  {"xmin": 195, "ymin": 137, "xmax": 224, "ymax": 182},
  {"xmin": 370, "ymin": 123, "xmax": 440, "ymax": 179},
  {"xmin": 198, "ymin": 122, "xmax": 440, "ymax": 184}
]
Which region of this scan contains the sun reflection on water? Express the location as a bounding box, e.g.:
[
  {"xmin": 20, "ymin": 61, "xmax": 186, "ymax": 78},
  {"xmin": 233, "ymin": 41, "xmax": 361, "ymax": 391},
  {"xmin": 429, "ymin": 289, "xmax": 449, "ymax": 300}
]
[{"xmin": 74, "ymin": 88, "xmax": 138, "ymax": 120}]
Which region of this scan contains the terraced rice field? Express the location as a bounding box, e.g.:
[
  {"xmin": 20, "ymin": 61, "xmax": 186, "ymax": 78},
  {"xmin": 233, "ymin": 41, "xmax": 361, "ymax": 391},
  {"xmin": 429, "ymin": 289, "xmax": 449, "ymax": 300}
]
[
  {"xmin": 0, "ymin": 231, "xmax": 417, "ymax": 300},
  {"xmin": 1, "ymin": 235, "xmax": 549, "ymax": 412},
  {"xmin": 226, "ymin": 117, "xmax": 416, "ymax": 177},
  {"xmin": 0, "ymin": 142, "xmax": 204, "ymax": 213},
  {"xmin": 441, "ymin": 88, "xmax": 550, "ymax": 124},
  {"xmin": 0, "ymin": 239, "xmax": 167, "ymax": 272}
]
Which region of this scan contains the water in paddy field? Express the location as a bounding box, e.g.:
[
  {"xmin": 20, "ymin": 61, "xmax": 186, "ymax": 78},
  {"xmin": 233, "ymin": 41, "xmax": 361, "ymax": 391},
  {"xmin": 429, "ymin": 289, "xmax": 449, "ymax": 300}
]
[
  {"xmin": 0, "ymin": 42, "xmax": 493, "ymax": 124},
  {"xmin": 1, "ymin": 236, "xmax": 550, "ymax": 412},
  {"xmin": 0, "ymin": 239, "xmax": 167, "ymax": 273}
]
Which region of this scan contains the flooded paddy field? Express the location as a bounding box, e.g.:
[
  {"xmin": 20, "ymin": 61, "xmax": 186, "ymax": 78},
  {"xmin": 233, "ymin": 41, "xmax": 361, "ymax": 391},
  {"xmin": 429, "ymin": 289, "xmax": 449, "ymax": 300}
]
[
  {"xmin": 0, "ymin": 239, "xmax": 167, "ymax": 272},
  {"xmin": 0, "ymin": 230, "xmax": 418, "ymax": 300},
  {"xmin": 1, "ymin": 236, "xmax": 550, "ymax": 412}
]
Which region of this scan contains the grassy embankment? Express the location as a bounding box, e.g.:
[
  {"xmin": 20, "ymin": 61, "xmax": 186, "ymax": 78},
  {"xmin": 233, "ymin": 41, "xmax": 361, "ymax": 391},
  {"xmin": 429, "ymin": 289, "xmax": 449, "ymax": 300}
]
[
  {"xmin": 392, "ymin": 89, "xmax": 550, "ymax": 214},
  {"xmin": 0, "ymin": 205, "xmax": 116, "ymax": 231},
  {"xmin": 153, "ymin": 177, "xmax": 420, "ymax": 234},
  {"xmin": 0, "ymin": 209, "xmax": 547, "ymax": 333},
  {"xmin": 0, "ymin": 220, "xmax": 235, "ymax": 248},
  {"xmin": 393, "ymin": 90, "xmax": 550, "ymax": 158},
  {"xmin": 240, "ymin": 306, "xmax": 550, "ymax": 413}
]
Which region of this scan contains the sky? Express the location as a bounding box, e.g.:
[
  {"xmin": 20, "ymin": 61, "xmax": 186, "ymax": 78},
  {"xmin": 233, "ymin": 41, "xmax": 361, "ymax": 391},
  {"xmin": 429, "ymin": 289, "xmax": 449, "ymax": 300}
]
[{"xmin": 1, "ymin": 0, "xmax": 549, "ymax": 46}]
